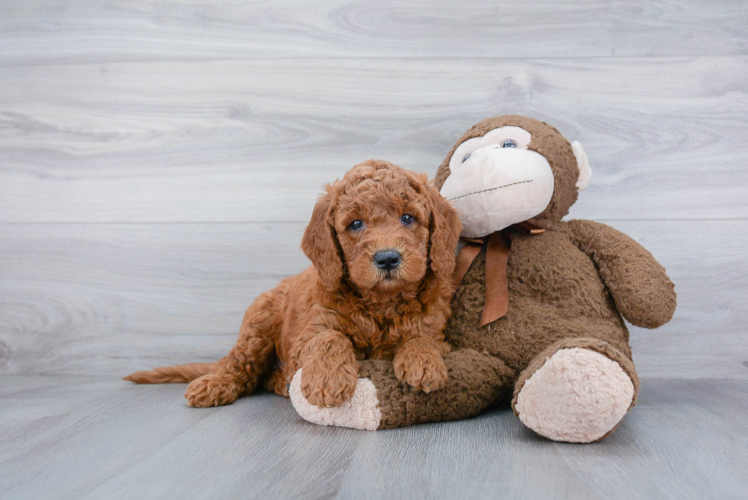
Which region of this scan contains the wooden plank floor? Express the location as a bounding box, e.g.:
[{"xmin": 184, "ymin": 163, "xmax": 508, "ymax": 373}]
[{"xmin": 0, "ymin": 377, "xmax": 746, "ymax": 500}]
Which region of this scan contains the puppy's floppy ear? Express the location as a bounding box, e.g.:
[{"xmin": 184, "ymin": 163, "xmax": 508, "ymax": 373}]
[
  {"xmin": 426, "ymin": 183, "xmax": 462, "ymax": 280},
  {"xmin": 302, "ymin": 188, "xmax": 344, "ymax": 291}
]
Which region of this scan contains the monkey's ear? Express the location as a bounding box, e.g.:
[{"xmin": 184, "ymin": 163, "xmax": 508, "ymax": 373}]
[
  {"xmin": 426, "ymin": 183, "xmax": 462, "ymax": 280},
  {"xmin": 572, "ymin": 141, "xmax": 592, "ymax": 190},
  {"xmin": 301, "ymin": 189, "xmax": 344, "ymax": 291}
]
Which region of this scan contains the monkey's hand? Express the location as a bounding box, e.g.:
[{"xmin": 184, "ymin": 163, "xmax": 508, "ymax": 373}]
[{"xmin": 568, "ymin": 219, "xmax": 676, "ymax": 329}]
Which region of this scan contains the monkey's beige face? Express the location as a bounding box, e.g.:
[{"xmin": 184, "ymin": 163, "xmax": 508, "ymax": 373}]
[
  {"xmin": 333, "ymin": 177, "xmax": 431, "ymax": 293},
  {"xmin": 440, "ymin": 125, "xmax": 590, "ymax": 238}
]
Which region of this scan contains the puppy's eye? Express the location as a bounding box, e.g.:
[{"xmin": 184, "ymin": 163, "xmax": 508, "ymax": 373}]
[
  {"xmin": 348, "ymin": 220, "xmax": 364, "ymax": 231},
  {"xmin": 462, "ymin": 153, "xmax": 471, "ymax": 163},
  {"xmin": 501, "ymin": 139, "xmax": 517, "ymax": 148},
  {"xmin": 400, "ymin": 214, "xmax": 415, "ymax": 225}
]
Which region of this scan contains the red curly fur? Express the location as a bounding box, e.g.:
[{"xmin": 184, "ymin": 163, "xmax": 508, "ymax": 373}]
[{"xmin": 124, "ymin": 160, "xmax": 462, "ymax": 408}]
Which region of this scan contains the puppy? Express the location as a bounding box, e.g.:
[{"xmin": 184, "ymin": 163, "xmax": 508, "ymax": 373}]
[{"xmin": 125, "ymin": 160, "xmax": 462, "ymax": 408}]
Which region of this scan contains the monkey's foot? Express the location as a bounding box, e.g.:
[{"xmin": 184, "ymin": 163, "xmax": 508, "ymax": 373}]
[{"xmin": 513, "ymin": 347, "xmax": 635, "ymax": 443}]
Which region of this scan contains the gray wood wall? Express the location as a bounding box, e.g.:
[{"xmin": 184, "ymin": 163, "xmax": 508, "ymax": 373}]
[{"xmin": 1, "ymin": 0, "xmax": 746, "ymax": 379}]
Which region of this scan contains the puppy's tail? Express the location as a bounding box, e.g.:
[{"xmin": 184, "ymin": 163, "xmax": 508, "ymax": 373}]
[{"xmin": 124, "ymin": 362, "xmax": 219, "ymax": 384}]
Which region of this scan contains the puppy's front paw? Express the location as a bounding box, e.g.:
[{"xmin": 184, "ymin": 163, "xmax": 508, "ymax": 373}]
[
  {"xmin": 300, "ymin": 359, "xmax": 358, "ymax": 408},
  {"xmin": 394, "ymin": 343, "xmax": 448, "ymax": 393},
  {"xmin": 184, "ymin": 373, "xmax": 242, "ymax": 408}
]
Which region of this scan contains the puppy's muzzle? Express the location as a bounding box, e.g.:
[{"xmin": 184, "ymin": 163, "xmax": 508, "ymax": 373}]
[{"xmin": 373, "ymin": 250, "xmax": 401, "ymax": 272}]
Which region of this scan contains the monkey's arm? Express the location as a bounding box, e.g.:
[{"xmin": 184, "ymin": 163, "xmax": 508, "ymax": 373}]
[{"xmin": 568, "ymin": 219, "xmax": 676, "ymax": 329}]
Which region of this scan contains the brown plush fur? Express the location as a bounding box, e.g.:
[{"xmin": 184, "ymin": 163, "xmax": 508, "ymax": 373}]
[
  {"xmin": 351, "ymin": 116, "xmax": 677, "ymax": 430},
  {"xmin": 125, "ymin": 160, "xmax": 462, "ymax": 408}
]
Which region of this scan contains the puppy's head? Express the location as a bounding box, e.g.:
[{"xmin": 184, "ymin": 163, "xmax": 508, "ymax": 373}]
[{"xmin": 302, "ymin": 160, "xmax": 462, "ymax": 293}]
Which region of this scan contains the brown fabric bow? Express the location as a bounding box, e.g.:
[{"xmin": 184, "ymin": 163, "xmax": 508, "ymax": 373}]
[{"xmin": 452, "ymin": 221, "xmax": 545, "ymax": 326}]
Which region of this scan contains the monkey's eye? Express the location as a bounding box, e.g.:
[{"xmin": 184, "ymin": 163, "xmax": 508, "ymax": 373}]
[
  {"xmin": 501, "ymin": 139, "xmax": 517, "ymax": 148},
  {"xmin": 462, "ymin": 153, "xmax": 471, "ymax": 163},
  {"xmin": 400, "ymin": 214, "xmax": 415, "ymax": 225},
  {"xmin": 348, "ymin": 220, "xmax": 364, "ymax": 231}
]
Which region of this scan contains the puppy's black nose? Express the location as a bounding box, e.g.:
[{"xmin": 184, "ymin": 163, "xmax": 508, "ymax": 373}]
[{"xmin": 374, "ymin": 250, "xmax": 401, "ymax": 271}]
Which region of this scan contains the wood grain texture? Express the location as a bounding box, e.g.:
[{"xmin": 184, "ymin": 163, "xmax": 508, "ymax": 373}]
[
  {"xmin": 1, "ymin": 219, "xmax": 746, "ymax": 379},
  {"xmin": 337, "ymin": 379, "xmax": 748, "ymax": 499},
  {"xmin": 1, "ymin": 0, "xmax": 746, "ymax": 65},
  {"xmin": 0, "ymin": 376, "xmax": 745, "ymax": 500},
  {"xmin": 1, "ymin": 57, "xmax": 747, "ymax": 223}
]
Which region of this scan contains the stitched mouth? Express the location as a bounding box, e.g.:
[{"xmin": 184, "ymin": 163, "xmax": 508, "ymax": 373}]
[{"xmin": 447, "ymin": 180, "xmax": 534, "ymax": 201}]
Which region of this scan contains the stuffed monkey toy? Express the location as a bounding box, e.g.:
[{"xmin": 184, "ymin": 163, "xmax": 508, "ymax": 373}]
[{"xmin": 290, "ymin": 115, "xmax": 676, "ymax": 443}]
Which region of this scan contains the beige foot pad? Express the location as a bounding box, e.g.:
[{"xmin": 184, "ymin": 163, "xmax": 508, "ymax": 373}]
[
  {"xmin": 289, "ymin": 369, "xmax": 382, "ymax": 431},
  {"xmin": 515, "ymin": 347, "xmax": 635, "ymax": 443}
]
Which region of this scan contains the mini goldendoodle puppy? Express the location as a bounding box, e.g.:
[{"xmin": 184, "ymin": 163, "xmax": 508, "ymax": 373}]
[{"xmin": 125, "ymin": 160, "xmax": 462, "ymax": 408}]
